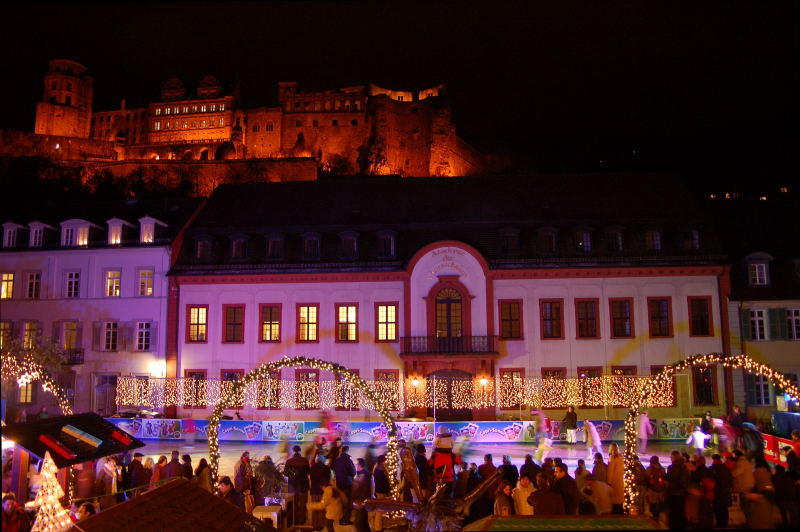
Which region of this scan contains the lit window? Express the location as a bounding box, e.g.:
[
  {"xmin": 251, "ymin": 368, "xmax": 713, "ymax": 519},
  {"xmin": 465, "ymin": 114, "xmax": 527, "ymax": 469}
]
[
  {"xmin": 748, "ymin": 263, "xmax": 768, "ymax": 285},
  {"xmin": 103, "ymin": 322, "xmax": 118, "ymax": 351},
  {"xmin": 27, "ymin": 272, "xmax": 40, "ymax": 299},
  {"xmin": 192, "ymin": 105, "xmax": 198, "ymax": 112},
  {"xmin": 376, "ymin": 304, "xmax": 397, "ymax": 341},
  {"xmin": 76, "ymin": 227, "xmax": 89, "ymax": 247},
  {"xmin": 182, "ymin": 121, "xmax": 188, "ymax": 129},
  {"xmin": 0, "ymin": 321, "xmax": 11, "ymax": 349},
  {"xmin": 30, "ymin": 228, "xmax": 43, "ymax": 247},
  {"xmin": 173, "ymin": 107, "xmax": 179, "ymax": 114},
  {"xmin": 191, "ymin": 120, "xmax": 196, "ymax": 128},
  {"xmin": 210, "ymin": 104, "xmax": 216, "ymax": 112},
  {"xmin": 220, "ymin": 103, "xmax": 225, "ymax": 111},
  {"xmin": 298, "ymin": 305, "xmax": 318, "ymax": 341},
  {"xmin": 155, "ymin": 108, "xmax": 161, "ymax": 116},
  {"xmin": 140, "ymin": 223, "xmax": 154, "ymax": 243},
  {"xmin": 184, "ymin": 370, "xmax": 207, "ymax": 408},
  {"xmin": 201, "ymin": 105, "xmax": 207, "ymax": 112},
  {"xmin": 224, "ymin": 305, "xmax": 245, "ymax": 343},
  {"xmin": 23, "ymin": 322, "xmax": 39, "ymax": 349},
  {"xmin": 105, "ymin": 271, "xmax": 121, "ymax": 297},
  {"xmin": 109, "ymin": 225, "xmax": 122, "ymax": 245},
  {"xmin": 257, "ymin": 371, "xmax": 281, "ymax": 409},
  {"xmin": 375, "ymin": 370, "xmax": 400, "ymax": 409},
  {"xmin": 295, "ymin": 370, "xmax": 320, "ymax": 410},
  {"xmin": 1, "ymin": 273, "xmax": 14, "ymax": 299},
  {"xmin": 187, "ymin": 305, "xmax": 208, "ymax": 342},
  {"xmin": 165, "ymin": 107, "xmax": 170, "ymax": 115},
  {"xmin": 260, "ymin": 305, "xmax": 281, "ymax": 342},
  {"xmin": 62, "ymin": 321, "xmax": 78, "ymax": 350},
  {"xmin": 65, "ymin": 272, "xmax": 80, "ymax": 298},
  {"xmin": 135, "ymin": 321, "xmax": 152, "ymax": 351},
  {"xmin": 138, "ymin": 270, "xmax": 154, "ymax": 296},
  {"xmin": 500, "ymin": 369, "xmax": 524, "ymax": 409},
  {"xmin": 336, "ymin": 304, "xmax": 358, "ymax": 341},
  {"xmin": 183, "ymin": 106, "xmax": 189, "ymax": 113},
  {"xmin": 201, "ymin": 120, "xmax": 206, "ymax": 127},
  {"xmin": 18, "ymin": 381, "xmax": 33, "ymax": 404}
]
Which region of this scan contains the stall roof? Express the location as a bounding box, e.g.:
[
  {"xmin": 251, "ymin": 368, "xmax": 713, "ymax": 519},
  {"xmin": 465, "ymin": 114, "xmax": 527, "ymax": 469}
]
[
  {"xmin": 73, "ymin": 477, "xmax": 269, "ymax": 532},
  {"xmin": 2, "ymin": 413, "xmax": 144, "ymax": 468}
]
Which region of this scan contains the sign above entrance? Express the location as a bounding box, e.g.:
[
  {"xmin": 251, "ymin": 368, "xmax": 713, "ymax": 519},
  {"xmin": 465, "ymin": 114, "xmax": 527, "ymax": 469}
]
[{"xmin": 427, "ymin": 247, "xmax": 469, "ymax": 280}]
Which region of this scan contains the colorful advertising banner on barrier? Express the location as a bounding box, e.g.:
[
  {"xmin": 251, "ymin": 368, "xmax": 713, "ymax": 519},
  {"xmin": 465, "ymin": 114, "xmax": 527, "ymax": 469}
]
[{"xmin": 107, "ymin": 417, "xmax": 700, "ymax": 443}]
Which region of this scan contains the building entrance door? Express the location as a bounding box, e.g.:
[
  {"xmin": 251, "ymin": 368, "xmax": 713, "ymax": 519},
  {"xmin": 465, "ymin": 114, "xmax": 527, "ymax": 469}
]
[
  {"xmin": 435, "ymin": 288, "xmax": 463, "ymax": 352},
  {"xmin": 427, "ymin": 368, "xmax": 473, "ymax": 421},
  {"xmin": 94, "ymin": 374, "xmax": 118, "ymax": 417}
]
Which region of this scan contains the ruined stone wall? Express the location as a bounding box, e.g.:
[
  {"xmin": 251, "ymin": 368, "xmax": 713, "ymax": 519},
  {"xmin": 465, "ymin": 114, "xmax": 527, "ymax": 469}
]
[
  {"xmin": 243, "ymin": 107, "xmax": 283, "ymax": 158},
  {"xmin": 369, "ymin": 95, "xmax": 433, "ymax": 176},
  {"xmin": 91, "ymin": 107, "xmax": 148, "ymax": 144},
  {"xmin": 279, "ymin": 110, "xmax": 369, "ymax": 173},
  {"xmin": 0, "ymin": 130, "xmax": 117, "ymax": 161}
]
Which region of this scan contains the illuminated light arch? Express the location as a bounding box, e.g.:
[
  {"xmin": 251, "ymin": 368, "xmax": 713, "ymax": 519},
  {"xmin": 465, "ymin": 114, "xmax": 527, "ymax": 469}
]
[
  {"xmin": 207, "ymin": 356, "xmax": 400, "ymax": 500},
  {"xmin": 623, "ymin": 352, "xmax": 800, "ymax": 513},
  {"xmin": 1, "ymin": 353, "xmax": 73, "ymax": 416}
]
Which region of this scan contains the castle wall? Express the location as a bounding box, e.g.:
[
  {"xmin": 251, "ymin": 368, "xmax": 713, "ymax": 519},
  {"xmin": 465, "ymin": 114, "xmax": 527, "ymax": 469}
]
[
  {"xmin": 0, "ymin": 130, "xmax": 117, "ymax": 161},
  {"xmin": 370, "ymin": 96, "xmax": 433, "ymax": 177},
  {"xmin": 243, "ymin": 107, "xmax": 283, "ymax": 158},
  {"xmin": 279, "ymin": 110, "xmax": 369, "ymax": 172}
]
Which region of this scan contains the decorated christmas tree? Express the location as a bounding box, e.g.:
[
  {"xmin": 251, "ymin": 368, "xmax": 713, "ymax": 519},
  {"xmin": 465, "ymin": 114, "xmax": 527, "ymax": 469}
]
[{"xmin": 30, "ymin": 451, "xmax": 73, "ymax": 532}]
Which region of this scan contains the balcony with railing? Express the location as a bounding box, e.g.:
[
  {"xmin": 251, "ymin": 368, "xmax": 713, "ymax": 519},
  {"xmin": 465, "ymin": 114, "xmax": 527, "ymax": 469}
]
[
  {"xmin": 63, "ymin": 348, "xmax": 85, "ymax": 365},
  {"xmin": 400, "ymin": 336, "xmax": 498, "ymax": 356}
]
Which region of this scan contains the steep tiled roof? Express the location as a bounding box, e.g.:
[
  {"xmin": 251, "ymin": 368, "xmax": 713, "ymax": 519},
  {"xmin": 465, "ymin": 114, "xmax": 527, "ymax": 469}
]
[{"xmin": 75, "ymin": 477, "xmax": 269, "ymax": 532}]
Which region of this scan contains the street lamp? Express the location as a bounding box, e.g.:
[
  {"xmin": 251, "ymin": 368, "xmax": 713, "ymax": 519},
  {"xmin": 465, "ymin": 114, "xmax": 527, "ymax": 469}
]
[{"xmin": 479, "ymin": 377, "xmax": 488, "ymax": 386}]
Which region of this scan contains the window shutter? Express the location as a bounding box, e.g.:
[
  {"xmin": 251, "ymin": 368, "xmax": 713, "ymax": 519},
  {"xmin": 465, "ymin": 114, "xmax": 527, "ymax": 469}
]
[
  {"xmin": 122, "ymin": 322, "xmax": 134, "ymax": 351},
  {"xmin": 745, "ymin": 373, "xmax": 756, "ymax": 406},
  {"xmin": 10, "ymin": 321, "xmax": 18, "ymax": 341},
  {"xmin": 740, "ymin": 310, "xmax": 751, "ymax": 341},
  {"xmin": 150, "ymin": 321, "xmax": 158, "ymax": 351},
  {"xmin": 52, "ymin": 321, "xmax": 62, "ymax": 348},
  {"xmin": 92, "ymin": 322, "xmax": 102, "ymax": 351},
  {"xmin": 771, "ymin": 308, "xmax": 787, "ymax": 340},
  {"xmin": 76, "ymin": 322, "xmax": 83, "ymax": 349},
  {"xmin": 34, "ymin": 320, "xmax": 43, "ymax": 347}
]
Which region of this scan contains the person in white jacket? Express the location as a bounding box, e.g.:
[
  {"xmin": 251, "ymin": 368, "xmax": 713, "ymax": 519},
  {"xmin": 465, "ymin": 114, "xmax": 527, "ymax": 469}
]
[
  {"xmin": 308, "ymin": 478, "xmax": 344, "ymax": 532},
  {"xmin": 511, "ymin": 474, "xmax": 535, "ymax": 515},
  {"xmin": 686, "ymin": 426, "xmax": 711, "ymax": 457},
  {"xmin": 584, "ymin": 420, "xmax": 603, "ymax": 460}
]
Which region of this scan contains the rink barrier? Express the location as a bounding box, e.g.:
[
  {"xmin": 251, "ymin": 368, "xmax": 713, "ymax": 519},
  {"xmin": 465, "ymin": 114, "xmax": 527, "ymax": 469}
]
[{"xmin": 105, "ymin": 417, "xmax": 706, "ymax": 444}]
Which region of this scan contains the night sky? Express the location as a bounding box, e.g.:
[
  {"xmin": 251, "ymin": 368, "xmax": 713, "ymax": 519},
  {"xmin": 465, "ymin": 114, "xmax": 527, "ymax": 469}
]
[{"xmin": 3, "ymin": 1, "xmax": 798, "ymax": 181}]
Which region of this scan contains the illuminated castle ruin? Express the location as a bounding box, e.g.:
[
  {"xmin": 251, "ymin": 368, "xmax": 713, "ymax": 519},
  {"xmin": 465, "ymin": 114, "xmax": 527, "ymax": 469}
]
[{"xmin": 28, "ymin": 59, "xmax": 484, "ymax": 177}]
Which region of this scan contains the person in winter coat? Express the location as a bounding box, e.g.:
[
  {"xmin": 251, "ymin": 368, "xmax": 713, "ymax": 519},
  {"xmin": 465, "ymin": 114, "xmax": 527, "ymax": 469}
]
[
  {"xmin": 493, "ymin": 481, "xmax": 515, "ymax": 516},
  {"xmin": 2, "ymin": 492, "xmax": 30, "ymax": 532},
  {"xmin": 741, "ymin": 423, "xmax": 765, "ymax": 460},
  {"xmin": 512, "ymin": 474, "xmax": 535, "ymax": 515},
  {"xmin": 773, "ymin": 465, "xmax": 799, "ymax": 529},
  {"xmin": 584, "ymin": 420, "xmax": 603, "ymax": 459},
  {"xmin": 592, "ymin": 452, "xmax": 608, "ymax": 484},
  {"xmin": 195, "ymin": 458, "xmax": 212, "ymax": 492},
  {"xmin": 96, "ymin": 455, "xmax": 122, "ymax": 509},
  {"xmin": 218, "ymin": 475, "xmax": 244, "ymax": 509},
  {"xmin": 527, "ymin": 473, "xmax": 565, "ymax": 515},
  {"xmin": 285, "ymin": 445, "xmax": 311, "ymax": 525},
  {"xmin": 637, "ymin": 412, "xmax": 654, "ymax": 454},
  {"xmin": 308, "ymin": 478, "xmax": 345, "ymax": 532},
  {"xmin": 233, "ymin": 451, "xmax": 253, "ymax": 494},
  {"xmin": 310, "ymin": 455, "xmax": 332, "ymax": 531},
  {"xmin": 333, "ymin": 445, "xmax": 356, "ymax": 525},
  {"xmin": 161, "ymin": 450, "xmax": 183, "ymax": 479},
  {"xmin": 606, "ymin": 443, "xmax": 624, "ymax": 514},
  {"xmin": 666, "ymin": 450, "xmax": 689, "ymax": 530},
  {"xmin": 126, "ymin": 452, "xmax": 149, "ymax": 495},
  {"xmin": 552, "ymin": 463, "xmax": 580, "ymax": 515},
  {"xmin": 499, "ymin": 455, "xmax": 519, "ymax": 488},
  {"xmin": 731, "ymin": 450, "xmax": 755, "ymax": 494},
  {"xmin": 645, "ymin": 455, "xmax": 667, "ymax": 521},
  {"xmin": 149, "ymin": 455, "xmax": 167, "ymax": 490},
  {"xmin": 562, "ymin": 406, "xmax": 578, "ymax": 444},
  {"xmin": 710, "ymin": 454, "xmax": 732, "ymax": 528},
  {"xmin": 351, "ymin": 459, "xmax": 372, "ymax": 532},
  {"xmin": 519, "ymin": 454, "xmax": 541, "ymax": 484},
  {"xmin": 414, "ymin": 444, "xmax": 433, "ymax": 499},
  {"xmin": 686, "ymin": 426, "xmax": 712, "ymax": 457}
]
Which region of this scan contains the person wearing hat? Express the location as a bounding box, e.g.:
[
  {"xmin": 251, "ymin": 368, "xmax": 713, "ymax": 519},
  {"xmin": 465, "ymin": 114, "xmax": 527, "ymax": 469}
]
[{"xmin": 126, "ymin": 452, "xmax": 149, "ymax": 496}]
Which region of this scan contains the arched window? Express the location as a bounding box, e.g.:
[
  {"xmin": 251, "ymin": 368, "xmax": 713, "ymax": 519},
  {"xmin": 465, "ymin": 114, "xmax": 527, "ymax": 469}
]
[{"xmin": 435, "ymin": 288, "xmax": 463, "ymax": 338}]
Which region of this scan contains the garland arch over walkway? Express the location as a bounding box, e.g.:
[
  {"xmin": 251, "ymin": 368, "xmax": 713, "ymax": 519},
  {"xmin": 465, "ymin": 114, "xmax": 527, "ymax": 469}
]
[
  {"xmin": 207, "ymin": 356, "xmax": 401, "ymax": 499},
  {"xmin": 623, "ymin": 353, "xmax": 800, "ymax": 513},
  {"xmin": 1, "ymin": 353, "xmax": 73, "ymax": 416}
]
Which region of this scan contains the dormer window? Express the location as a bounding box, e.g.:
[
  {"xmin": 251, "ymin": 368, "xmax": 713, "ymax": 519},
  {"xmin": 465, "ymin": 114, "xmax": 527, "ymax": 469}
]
[
  {"xmin": 376, "ymin": 231, "xmax": 396, "ymax": 259},
  {"xmin": 576, "ymin": 231, "xmax": 592, "ymax": 253},
  {"xmin": 499, "ymin": 228, "xmax": 520, "ymax": 255},
  {"xmin": 606, "ymin": 231, "xmax": 623, "ymax": 252},
  {"xmin": 302, "ymin": 233, "xmax": 321, "ymax": 260},
  {"xmin": 682, "ymin": 230, "xmax": 700, "ymax": 250},
  {"xmin": 2, "ymin": 223, "xmax": 22, "ymax": 248},
  {"xmin": 62, "ymin": 227, "xmax": 74, "ymax": 247},
  {"xmin": 195, "ymin": 238, "xmax": 212, "ymax": 261},
  {"xmin": 138, "ymin": 216, "xmax": 167, "ymax": 244},
  {"xmin": 266, "ymin": 234, "xmax": 284, "ymax": 260},
  {"xmin": 60, "ymin": 220, "xmax": 96, "ymax": 247},
  {"xmin": 538, "ymin": 229, "xmax": 557, "ymax": 254},
  {"xmin": 30, "ymin": 228, "xmax": 43, "ymax": 247},
  {"xmin": 231, "ymin": 237, "xmax": 248, "ymax": 259},
  {"xmin": 749, "ymin": 263, "xmax": 768, "ymax": 285},
  {"xmin": 645, "ymin": 230, "xmax": 662, "ymax": 251},
  {"xmin": 76, "ymin": 227, "xmax": 89, "ymax": 247},
  {"xmin": 338, "ymin": 232, "xmax": 358, "ymax": 260},
  {"xmin": 109, "ymin": 225, "xmax": 122, "ymax": 245}
]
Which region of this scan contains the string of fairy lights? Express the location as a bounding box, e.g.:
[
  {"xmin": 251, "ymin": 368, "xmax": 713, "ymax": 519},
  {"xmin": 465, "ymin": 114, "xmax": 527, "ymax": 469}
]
[
  {"xmin": 622, "ymin": 353, "xmax": 800, "ymax": 514},
  {"xmin": 206, "ymin": 356, "xmax": 400, "ymax": 502},
  {"xmin": 116, "ymin": 374, "xmax": 677, "ymax": 410}
]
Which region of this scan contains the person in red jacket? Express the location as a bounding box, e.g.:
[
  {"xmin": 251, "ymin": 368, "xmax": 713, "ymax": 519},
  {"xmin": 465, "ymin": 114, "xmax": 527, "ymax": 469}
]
[
  {"xmin": 429, "ymin": 431, "xmax": 462, "ymax": 499},
  {"xmin": 2, "ymin": 493, "xmax": 30, "ymax": 532}
]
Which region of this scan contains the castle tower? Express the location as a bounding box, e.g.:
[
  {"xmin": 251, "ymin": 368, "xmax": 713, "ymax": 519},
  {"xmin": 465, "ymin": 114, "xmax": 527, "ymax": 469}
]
[{"xmin": 34, "ymin": 59, "xmax": 93, "ymax": 138}]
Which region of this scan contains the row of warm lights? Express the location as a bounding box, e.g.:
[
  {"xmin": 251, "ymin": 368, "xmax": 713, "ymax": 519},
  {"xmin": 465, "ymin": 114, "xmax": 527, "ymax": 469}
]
[
  {"xmin": 117, "ymin": 374, "xmax": 675, "ymax": 409},
  {"xmin": 206, "ymin": 357, "xmax": 400, "ymax": 503},
  {"xmin": 622, "ymin": 353, "xmax": 800, "ymax": 514}
]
